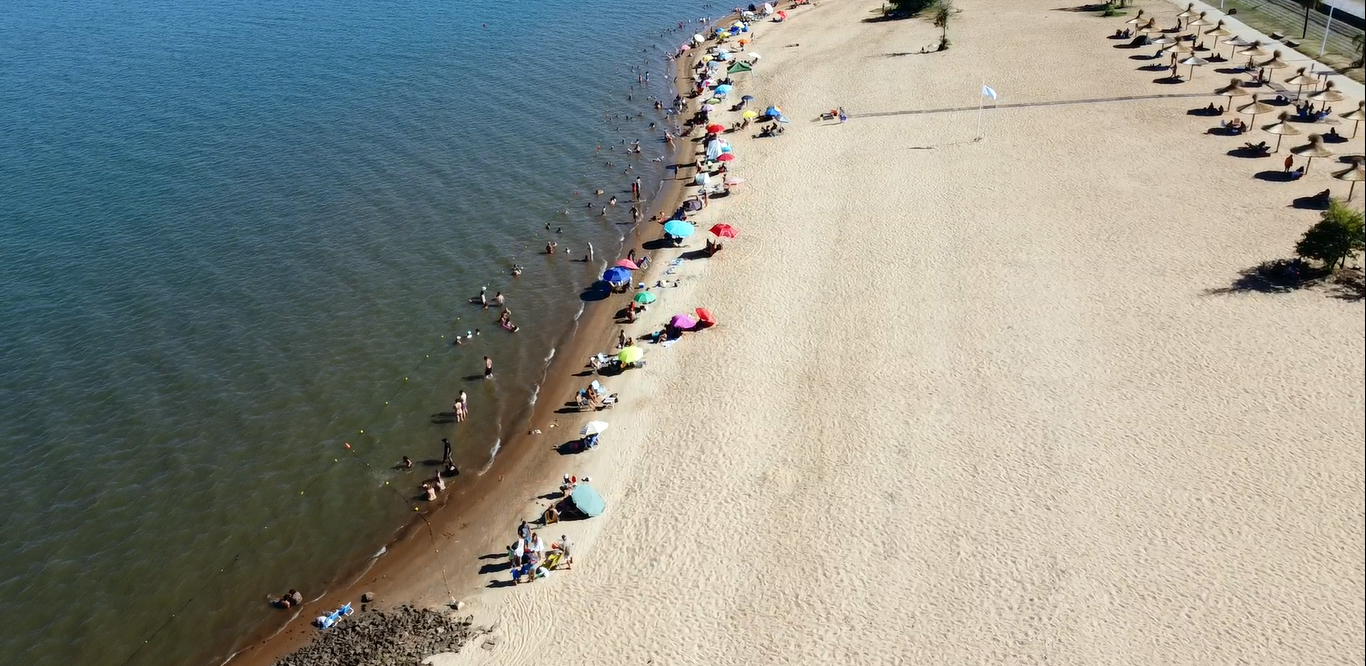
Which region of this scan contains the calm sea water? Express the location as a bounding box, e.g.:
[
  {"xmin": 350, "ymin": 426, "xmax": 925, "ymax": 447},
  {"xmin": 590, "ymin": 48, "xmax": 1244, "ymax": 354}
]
[{"xmin": 0, "ymin": 0, "xmax": 716, "ymax": 663}]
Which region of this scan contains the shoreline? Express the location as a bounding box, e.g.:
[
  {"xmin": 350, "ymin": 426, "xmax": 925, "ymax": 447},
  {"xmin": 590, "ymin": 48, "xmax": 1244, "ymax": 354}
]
[{"xmin": 218, "ymin": 24, "xmax": 712, "ymax": 666}]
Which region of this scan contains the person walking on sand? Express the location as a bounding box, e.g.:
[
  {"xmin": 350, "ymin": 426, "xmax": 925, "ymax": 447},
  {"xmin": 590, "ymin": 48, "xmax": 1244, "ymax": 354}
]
[
  {"xmin": 632, "ymin": 177, "xmax": 642, "ymax": 200},
  {"xmin": 484, "ymin": 356, "xmax": 494, "ymax": 379},
  {"xmin": 441, "ymin": 437, "xmax": 453, "ymax": 467},
  {"xmin": 558, "ymin": 535, "xmax": 574, "ymax": 569},
  {"xmin": 585, "ymin": 242, "xmax": 594, "ymax": 263}
]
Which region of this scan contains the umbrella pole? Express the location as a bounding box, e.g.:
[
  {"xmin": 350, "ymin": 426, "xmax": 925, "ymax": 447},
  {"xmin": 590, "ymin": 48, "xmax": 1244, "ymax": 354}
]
[
  {"xmin": 1306, "ymin": 157, "xmax": 1313, "ymax": 175},
  {"xmin": 1274, "ymin": 134, "xmax": 1284, "ymax": 152},
  {"xmin": 1354, "ymin": 120, "xmax": 1361, "ymax": 139},
  {"xmin": 1350, "ymin": 180, "xmax": 1357, "ymax": 201}
]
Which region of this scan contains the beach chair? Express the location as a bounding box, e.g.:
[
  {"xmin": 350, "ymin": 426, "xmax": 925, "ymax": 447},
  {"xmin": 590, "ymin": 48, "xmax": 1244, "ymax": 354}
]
[
  {"xmin": 315, "ymin": 602, "xmax": 353, "ymax": 630},
  {"xmin": 543, "ymin": 551, "xmax": 564, "ymax": 571}
]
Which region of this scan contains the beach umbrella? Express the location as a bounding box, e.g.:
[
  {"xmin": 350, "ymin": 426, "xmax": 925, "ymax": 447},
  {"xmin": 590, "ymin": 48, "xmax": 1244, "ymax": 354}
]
[
  {"xmin": 614, "ymin": 259, "xmax": 639, "ymax": 270},
  {"xmin": 1256, "ymin": 50, "xmax": 1290, "ymax": 72},
  {"xmin": 700, "ymin": 104, "xmax": 716, "ymax": 112},
  {"xmin": 764, "ymin": 105, "xmax": 782, "ymax": 117},
  {"xmin": 1290, "ymin": 134, "xmax": 1334, "ymax": 173},
  {"xmin": 617, "ymin": 346, "xmax": 643, "ymax": 365},
  {"xmin": 1186, "ymin": 12, "xmax": 1213, "ymax": 31},
  {"xmin": 1214, "ymin": 78, "xmax": 1248, "ymax": 109},
  {"xmin": 1204, "ymin": 21, "xmax": 1231, "ymax": 58},
  {"xmin": 742, "ymin": 110, "xmax": 759, "ymax": 119},
  {"xmin": 723, "ymin": 176, "xmax": 744, "ymax": 186},
  {"xmin": 669, "ymin": 314, "xmax": 698, "ymax": 330},
  {"xmin": 1124, "ymin": 9, "xmax": 1146, "ymax": 27},
  {"xmin": 580, "ymin": 421, "xmax": 609, "ymax": 436},
  {"xmin": 663, "ymin": 220, "xmax": 695, "ymax": 238},
  {"xmin": 1167, "ymin": 40, "xmax": 1192, "ymax": 56},
  {"xmin": 565, "ymin": 483, "xmax": 606, "ymax": 518},
  {"xmin": 741, "ymin": 94, "xmax": 755, "ymax": 101},
  {"xmin": 706, "ymin": 97, "xmax": 722, "ymax": 104},
  {"xmin": 1306, "ymin": 81, "xmax": 1345, "ymax": 112},
  {"xmin": 633, "ymin": 291, "xmax": 656, "ymax": 305},
  {"xmin": 706, "ymin": 123, "xmax": 725, "ymax": 134},
  {"xmin": 1262, "ymin": 112, "xmax": 1301, "ymax": 152},
  {"xmin": 1149, "ymin": 35, "xmax": 1177, "ymax": 48},
  {"xmin": 693, "ymin": 33, "xmax": 706, "ymax": 43},
  {"xmin": 1332, "ymin": 159, "xmax": 1365, "ymax": 200},
  {"xmin": 603, "ymin": 267, "xmax": 631, "ymax": 284},
  {"xmin": 1175, "ymin": 3, "xmax": 1196, "ymax": 21},
  {"xmin": 1341, "ymin": 102, "xmax": 1366, "ymax": 138},
  {"xmin": 715, "ymin": 84, "xmax": 734, "ymax": 95},
  {"xmin": 1237, "ymin": 94, "xmax": 1274, "ymax": 126},
  {"xmin": 1178, "ymin": 54, "xmax": 1209, "ymax": 79},
  {"xmin": 705, "ymin": 139, "xmax": 723, "ymax": 160},
  {"xmin": 748, "ymin": 53, "xmax": 761, "ymax": 61},
  {"xmin": 1284, "ymin": 67, "xmax": 1318, "ymax": 96},
  {"xmin": 1237, "ymin": 40, "xmax": 1269, "ymax": 60},
  {"xmin": 695, "ymin": 307, "xmax": 716, "ymax": 327},
  {"xmin": 709, "ymin": 223, "xmax": 739, "ymax": 238},
  {"xmin": 717, "ymin": 152, "xmax": 736, "ymax": 162},
  {"xmin": 1136, "ymin": 18, "xmax": 1158, "ymax": 36}
]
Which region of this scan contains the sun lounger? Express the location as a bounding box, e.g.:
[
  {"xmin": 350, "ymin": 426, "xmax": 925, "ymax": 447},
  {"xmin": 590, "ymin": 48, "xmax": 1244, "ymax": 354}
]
[{"xmin": 315, "ymin": 603, "xmax": 353, "ymax": 630}]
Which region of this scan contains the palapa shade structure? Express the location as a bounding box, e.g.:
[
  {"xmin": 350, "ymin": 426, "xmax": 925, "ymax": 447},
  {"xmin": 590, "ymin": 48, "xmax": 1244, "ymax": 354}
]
[
  {"xmin": 1136, "ymin": 18, "xmax": 1158, "ymax": 36},
  {"xmin": 1186, "ymin": 12, "xmax": 1213, "ymax": 31},
  {"xmin": 1168, "ymin": 40, "xmax": 1193, "ymax": 56},
  {"xmin": 1124, "ymin": 9, "xmax": 1146, "ymax": 27},
  {"xmin": 1175, "ymin": 3, "xmax": 1197, "ymax": 23},
  {"xmin": 1306, "ymin": 81, "xmax": 1345, "ymax": 112},
  {"xmin": 1149, "ymin": 35, "xmax": 1178, "ymax": 48},
  {"xmin": 1237, "ymin": 40, "xmax": 1270, "ymax": 60},
  {"xmin": 1214, "ymin": 78, "xmax": 1249, "ymax": 110},
  {"xmin": 1341, "ymin": 102, "xmax": 1366, "ymax": 138},
  {"xmin": 1256, "ymin": 50, "xmax": 1290, "ymax": 71},
  {"xmin": 1332, "ymin": 159, "xmax": 1365, "ymax": 200},
  {"xmin": 1178, "ymin": 54, "xmax": 1209, "ymax": 79},
  {"xmin": 1204, "ymin": 21, "xmax": 1232, "ymax": 58},
  {"xmin": 1261, "ymin": 111, "xmax": 1301, "ymax": 152},
  {"xmin": 1289, "ymin": 134, "xmax": 1335, "ymax": 173},
  {"xmin": 1284, "ymin": 67, "xmax": 1319, "ymax": 95},
  {"xmin": 1237, "ymin": 94, "xmax": 1274, "ymax": 126}
]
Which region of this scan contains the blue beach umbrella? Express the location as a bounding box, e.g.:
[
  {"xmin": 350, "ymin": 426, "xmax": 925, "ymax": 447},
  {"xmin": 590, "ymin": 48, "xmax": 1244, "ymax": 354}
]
[
  {"xmin": 741, "ymin": 95, "xmax": 755, "ymax": 101},
  {"xmin": 603, "ymin": 267, "xmax": 631, "ymax": 284},
  {"xmin": 663, "ymin": 220, "xmax": 696, "ymax": 238},
  {"xmin": 714, "ymin": 84, "xmax": 734, "ymax": 95}
]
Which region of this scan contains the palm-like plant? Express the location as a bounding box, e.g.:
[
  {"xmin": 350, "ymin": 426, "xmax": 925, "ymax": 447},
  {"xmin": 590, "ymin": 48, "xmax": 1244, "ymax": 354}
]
[{"xmin": 933, "ymin": 0, "xmax": 954, "ymax": 50}]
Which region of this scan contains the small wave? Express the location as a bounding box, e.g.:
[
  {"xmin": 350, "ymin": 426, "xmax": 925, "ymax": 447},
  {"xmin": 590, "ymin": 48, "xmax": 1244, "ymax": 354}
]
[
  {"xmin": 479, "ymin": 438, "xmax": 502, "ymax": 475},
  {"xmin": 544, "ymin": 347, "xmax": 556, "ymax": 364},
  {"xmin": 573, "ymin": 303, "xmax": 585, "ymax": 321},
  {"xmin": 528, "ymin": 382, "xmax": 540, "ymax": 407}
]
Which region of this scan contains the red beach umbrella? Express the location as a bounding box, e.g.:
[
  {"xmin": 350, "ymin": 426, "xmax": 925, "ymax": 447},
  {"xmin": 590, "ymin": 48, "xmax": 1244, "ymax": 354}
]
[
  {"xmin": 709, "ymin": 224, "xmax": 739, "ymax": 238},
  {"xmin": 717, "ymin": 153, "xmax": 736, "ymax": 162},
  {"xmin": 706, "ymin": 123, "xmax": 725, "ymax": 133},
  {"xmin": 614, "ymin": 259, "xmax": 639, "ymax": 270},
  {"xmin": 695, "ymin": 307, "xmax": 716, "ymax": 327}
]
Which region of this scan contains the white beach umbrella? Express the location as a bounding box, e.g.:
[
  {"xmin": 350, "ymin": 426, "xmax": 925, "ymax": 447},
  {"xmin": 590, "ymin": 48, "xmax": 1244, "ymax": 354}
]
[{"xmin": 581, "ymin": 421, "xmax": 609, "ymax": 436}]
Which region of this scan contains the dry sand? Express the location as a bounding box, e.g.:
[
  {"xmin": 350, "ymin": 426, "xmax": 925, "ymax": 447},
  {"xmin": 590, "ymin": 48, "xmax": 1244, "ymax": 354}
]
[{"xmin": 429, "ymin": 0, "xmax": 1365, "ymax": 663}]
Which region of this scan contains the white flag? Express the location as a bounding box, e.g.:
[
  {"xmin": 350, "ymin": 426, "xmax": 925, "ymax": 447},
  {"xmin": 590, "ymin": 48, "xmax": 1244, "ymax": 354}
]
[{"xmin": 981, "ymin": 84, "xmax": 998, "ymax": 100}]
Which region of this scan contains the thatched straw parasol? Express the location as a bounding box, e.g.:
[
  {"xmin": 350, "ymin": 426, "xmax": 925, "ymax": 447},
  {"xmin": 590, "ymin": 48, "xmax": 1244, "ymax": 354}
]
[
  {"xmin": 1237, "ymin": 40, "xmax": 1270, "ymax": 59},
  {"xmin": 1204, "ymin": 21, "xmax": 1232, "ymax": 58},
  {"xmin": 1341, "ymin": 102, "xmax": 1366, "ymax": 138},
  {"xmin": 1290, "ymin": 134, "xmax": 1335, "ymax": 173},
  {"xmin": 1124, "ymin": 9, "xmax": 1146, "ymax": 27},
  {"xmin": 1214, "ymin": 78, "xmax": 1248, "ymax": 111},
  {"xmin": 1178, "ymin": 54, "xmax": 1209, "ymax": 79},
  {"xmin": 1284, "ymin": 67, "xmax": 1318, "ymax": 96},
  {"xmin": 1175, "ymin": 3, "xmax": 1197, "ymax": 23},
  {"xmin": 1306, "ymin": 81, "xmax": 1345, "ymax": 112},
  {"xmin": 1237, "ymin": 94, "xmax": 1275, "ymax": 126},
  {"xmin": 1150, "ymin": 35, "xmax": 1178, "ymax": 48},
  {"xmin": 1168, "ymin": 40, "xmax": 1193, "ymax": 55},
  {"xmin": 1332, "ymin": 159, "xmax": 1365, "ymax": 200},
  {"xmin": 1186, "ymin": 12, "xmax": 1213, "ymax": 31},
  {"xmin": 1262, "ymin": 111, "xmax": 1301, "ymax": 152},
  {"xmin": 1257, "ymin": 50, "xmax": 1290, "ymax": 71}
]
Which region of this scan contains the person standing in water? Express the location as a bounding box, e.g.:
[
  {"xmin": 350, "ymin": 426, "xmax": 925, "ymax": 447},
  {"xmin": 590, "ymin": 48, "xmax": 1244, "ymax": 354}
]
[
  {"xmin": 441, "ymin": 438, "xmax": 453, "ymax": 467},
  {"xmin": 484, "ymin": 356, "xmax": 494, "ymax": 379}
]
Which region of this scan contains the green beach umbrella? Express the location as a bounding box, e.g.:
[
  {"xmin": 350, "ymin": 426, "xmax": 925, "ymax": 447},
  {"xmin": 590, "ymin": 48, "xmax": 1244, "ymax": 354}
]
[
  {"xmin": 633, "ymin": 292, "xmax": 656, "ymax": 305},
  {"xmin": 618, "ymin": 346, "xmax": 643, "ymax": 364}
]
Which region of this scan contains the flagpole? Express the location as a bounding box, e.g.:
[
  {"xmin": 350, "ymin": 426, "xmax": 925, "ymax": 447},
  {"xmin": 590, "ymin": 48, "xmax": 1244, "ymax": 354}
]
[{"xmin": 976, "ymin": 81, "xmax": 984, "ymax": 141}]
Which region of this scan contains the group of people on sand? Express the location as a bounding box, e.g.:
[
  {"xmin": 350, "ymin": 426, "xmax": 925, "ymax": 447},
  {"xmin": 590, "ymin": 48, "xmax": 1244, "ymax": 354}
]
[{"xmin": 507, "ymin": 518, "xmax": 574, "ymax": 584}]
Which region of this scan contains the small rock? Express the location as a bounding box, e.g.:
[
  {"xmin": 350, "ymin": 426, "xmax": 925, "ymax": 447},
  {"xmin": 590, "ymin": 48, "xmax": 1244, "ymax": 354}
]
[
  {"xmin": 361, "ymin": 592, "xmax": 375, "ymax": 603},
  {"xmin": 455, "ymin": 601, "xmax": 467, "ymax": 611}
]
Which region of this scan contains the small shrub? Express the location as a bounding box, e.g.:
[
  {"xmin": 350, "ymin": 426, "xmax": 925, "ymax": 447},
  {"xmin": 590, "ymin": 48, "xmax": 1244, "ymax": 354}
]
[{"xmin": 1295, "ymin": 199, "xmax": 1366, "ymax": 271}]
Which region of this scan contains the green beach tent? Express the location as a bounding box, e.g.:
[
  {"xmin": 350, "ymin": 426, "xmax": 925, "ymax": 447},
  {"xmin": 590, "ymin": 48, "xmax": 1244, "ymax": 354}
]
[{"xmin": 727, "ymin": 61, "xmax": 753, "ymax": 74}]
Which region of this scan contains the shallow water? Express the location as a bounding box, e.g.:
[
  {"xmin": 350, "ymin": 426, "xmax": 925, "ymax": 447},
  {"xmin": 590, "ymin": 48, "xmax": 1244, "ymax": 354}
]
[{"xmin": 0, "ymin": 0, "xmax": 716, "ymax": 663}]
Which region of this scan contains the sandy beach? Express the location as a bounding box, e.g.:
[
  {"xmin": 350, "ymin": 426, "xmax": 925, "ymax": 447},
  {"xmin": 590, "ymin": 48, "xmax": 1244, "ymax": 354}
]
[
  {"xmin": 415, "ymin": 0, "xmax": 1364, "ymax": 664},
  {"xmin": 232, "ymin": 0, "xmax": 1364, "ymax": 664}
]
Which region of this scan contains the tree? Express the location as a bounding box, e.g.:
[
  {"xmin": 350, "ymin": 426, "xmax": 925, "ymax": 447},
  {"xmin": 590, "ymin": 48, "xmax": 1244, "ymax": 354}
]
[
  {"xmin": 1351, "ymin": 32, "xmax": 1364, "ymax": 69},
  {"xmin": 1297, "ymin": 0, "xmax": 1320, "ymax": 39},
  {"xmin": 888, "ymin": 0, "xmax": 936, "ymax": 14},
  {"xmin": 933, "ymin": 0, "xmax": 954, "ymax": 50},
  {"xmin": 1295, "ymin": 199, "xmax": 1365, "ymax": 270}
]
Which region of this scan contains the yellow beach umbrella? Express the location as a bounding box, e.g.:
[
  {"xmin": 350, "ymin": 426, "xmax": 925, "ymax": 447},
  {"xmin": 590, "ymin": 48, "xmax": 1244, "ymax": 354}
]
[
  {"xmin": 1340, "ymin": 102, "xmax": 1366, "ymax": 138},
  {"xmin": 741, "ymin": 110, "xmax": 758, "ymax": 119},
  {"xmin": 1332, "ymin": 159, "xmax": 1365, "ymax": 200},
  {"xmin": 1261, "ymin": 111, "xmax": 1301, "ymax": 152},
  {"xmin": 617, "ymin": 346, "xmax": 643, "ymax": 365},
  {"xmin": 1290, "ymin": 134, "xmax": 1335, "ymax": 174}
]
